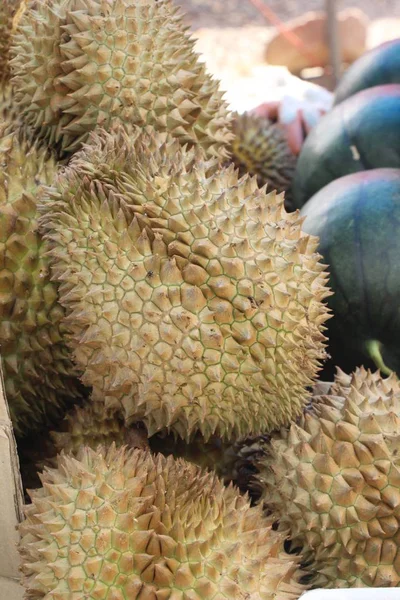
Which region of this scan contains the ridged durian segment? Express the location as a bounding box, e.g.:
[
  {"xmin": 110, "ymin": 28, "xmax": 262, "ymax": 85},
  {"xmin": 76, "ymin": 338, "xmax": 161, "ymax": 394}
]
[
  {"xmin": 19, "ymin": 445, "xmax": 306, "ymax": 599},
  {"xmin": 0, "ymin": 124, "xmax": 84, "ymax": 435},
  {"xmin": 0, "ymin": 0, "xmax": 25, "ymax": 83},
  {"xmin": 39, "ymin": 125, "xmax": 330, "ymax": 441},
  {"xmin": 258, "ymin": 366, "xmax": 400, "ymax": 588},
  {"xmin": 231, "ymin": 112, "xmax": 297, "ymax": 209},
  {"xmin": 10, "ymin": 0, "xmax": 232, "ymax": 158},
  {"xmin": 51, "ymin": 395, "xmax": 149, "ymax": 455}
]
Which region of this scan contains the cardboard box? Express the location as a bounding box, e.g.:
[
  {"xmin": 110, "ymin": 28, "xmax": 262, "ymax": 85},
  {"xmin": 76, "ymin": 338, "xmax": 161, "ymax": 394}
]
[{"xmin": 0, "ymin": 363, "xmax": 25, "ymax": 598}]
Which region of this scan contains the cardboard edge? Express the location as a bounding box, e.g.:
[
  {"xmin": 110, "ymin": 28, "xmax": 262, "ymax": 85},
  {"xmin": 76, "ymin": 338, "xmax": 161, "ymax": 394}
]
[
  {"xmin": 0, "ymin": 359, "xmax": 25, "ymax": 597},
  {"xmin": 0, "ymin": 575, "xmax": 25, "ymax": 599}
]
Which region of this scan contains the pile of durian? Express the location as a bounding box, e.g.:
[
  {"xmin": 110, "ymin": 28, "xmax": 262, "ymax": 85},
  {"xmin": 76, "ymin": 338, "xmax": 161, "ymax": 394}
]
[{"xmin": 1, "ymin": 0, "xmax": 398, "ymax": 598}]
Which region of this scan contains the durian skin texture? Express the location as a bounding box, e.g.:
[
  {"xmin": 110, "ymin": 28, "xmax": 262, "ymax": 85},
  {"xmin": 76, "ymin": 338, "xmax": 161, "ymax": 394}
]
[
  {"xmin": 10, "ymin": 0, "xmax": 233, "ymax": 158},
  {"xmin": 149, "ymin": 430, "xmax": 270, "ymax": 495},
  {"xmin": 258, "ymin": 367, "xmax": 400, "ymax": 588},
  {"xmin": 0, "ymin": 123, "xmax": 83, "ymax": 435},
  {"xmin": 230, "ymin": 112, "xmax": 297, "ymax": 210},
  {"xmin": 0, "ymin": 84, "xmax": 17, "ymax": 123},
  {"xmin": 0, "ymin": 0, "xmax": 25, "ymax": 83},
  {"xmin": 19, "ymin": 445, "xmax": 306, "ymax": 599},
  {"xmin": 39, "ymin": 125, "xmax": 330, "ymax": 441},
  {"xmin": 51, "ymin": 394, "xmax": 149, "ymax": 455}
]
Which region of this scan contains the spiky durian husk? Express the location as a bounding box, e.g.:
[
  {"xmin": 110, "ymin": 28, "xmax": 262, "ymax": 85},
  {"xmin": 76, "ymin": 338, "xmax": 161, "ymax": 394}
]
[
  {"xmin": 0, "ymin": 83, "xmax": 27, "ymax": 130},
  {"xmin": 19, "ymin": 445, "xmax": 306, "ymax": 599},
  {"xmin": 0, "ymin": 0, "xmax": 26, "ymax": 83},
  {"xmin": 38, "ymin": 125, "xmax": 330, "ymax": 441},
  {"xmin": 0, "ymin": 84, "xmax": 14, "ymax": 122},
  {"xmin": 51, "ymin": 394, "xmax": 149, "ymax": 454},
  {"xmin": 258, "ymin": 367, "xmax": 400, "ymax": 588},
  {"xmin": 0, "ymin": 123, "xmax": 84, "ymax": 435},
  {"xmin": 231, "ymin": 112, "xmax": 297, "ymax": 210},
  {"xmin": 10, "ymin": 0, "xmax": 233, "ymax": 158}
]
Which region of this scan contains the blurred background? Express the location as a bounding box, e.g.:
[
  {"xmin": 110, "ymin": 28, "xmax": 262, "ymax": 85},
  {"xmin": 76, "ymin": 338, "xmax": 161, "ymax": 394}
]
[
  {"xmin": 176, "ymin": 0, "xmax": 399, "ymax": 28},
  {"xmin": 174, "ymin": 0, "xmax": 400, "ymax": 111}
]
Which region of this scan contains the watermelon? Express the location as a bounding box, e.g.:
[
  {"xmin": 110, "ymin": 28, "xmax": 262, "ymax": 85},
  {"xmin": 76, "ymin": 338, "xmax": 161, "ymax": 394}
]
[
  {"xmin": 335, "ymin": 39, "xmax": 400, "ymax": 105},
  {"xmin": 301, "ymin": 168, "xmax": 400, "ymax": 375},
  {"xmin": 292, "ymin": 84, "xmax": 400, "ymax": 209}
]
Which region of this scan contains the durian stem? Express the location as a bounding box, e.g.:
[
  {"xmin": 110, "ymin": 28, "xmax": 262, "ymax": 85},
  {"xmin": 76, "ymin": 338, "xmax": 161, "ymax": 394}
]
[{"xmin": 365, "ymin": 340, "xmax": 392, "ymax": 375}]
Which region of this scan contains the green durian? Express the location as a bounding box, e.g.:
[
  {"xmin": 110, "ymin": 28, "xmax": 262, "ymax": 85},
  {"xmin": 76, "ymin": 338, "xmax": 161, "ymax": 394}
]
[
  {"xmin": 258, "ymin": 367, "xmax": 400, "ymax": 588},
  {"xmin": 39, "ymin": 125, "xmax": 330, "ymax": 442},
  {"xmin": 19, "ymin": 445, "xmax": 306, "ymax": 599},
  {"xmin": 231, "ymin": 112, "xmax": 297, "ymax": 210},
  {"xmin": 0, "ymin": 122, "xmax": 84, "ymax": 435},
  {"xmin": 10, "ymin": 0, "xmax": 233, "ymax": 158}
]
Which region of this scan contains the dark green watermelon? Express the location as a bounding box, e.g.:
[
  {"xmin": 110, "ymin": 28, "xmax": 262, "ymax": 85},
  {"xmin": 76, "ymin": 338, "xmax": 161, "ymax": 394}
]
[
  {"xmin": 292, "ymin": 84, "xmax": 400, "ymax": 209},
  {"xmin": 335, "ymin": 39, "xmax": 400, "ymax": 105},
  {"xmin": 301, "ymin": 168, "xmax": 400, "ymax": 375}
]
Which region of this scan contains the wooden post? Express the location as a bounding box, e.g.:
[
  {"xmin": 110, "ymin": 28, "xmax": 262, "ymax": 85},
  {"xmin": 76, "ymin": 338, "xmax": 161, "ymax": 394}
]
[
  {"xmin": 0, "ymin": 360, "xmax": 25, "ymax": 598},
  {"xmin": 326, "ymin": 0, "xmax": 342, "ymax": 86}
]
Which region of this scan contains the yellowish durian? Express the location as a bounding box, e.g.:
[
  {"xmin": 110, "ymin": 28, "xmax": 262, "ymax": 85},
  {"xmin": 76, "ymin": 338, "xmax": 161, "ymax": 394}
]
[
  {"xmin": 258, "ymin": 367, "xmax": 400, "ymax": 588},
  {"xmin": 10, "ymin": 0, "xmax": 233, "ymax": 158},
  {"xmin": 19, "ymin": 445, "xmax": 306, "ymax": 599},
  {"xmin": 39, "ymin": 125, "xmax": 330, "ymax": 441}
]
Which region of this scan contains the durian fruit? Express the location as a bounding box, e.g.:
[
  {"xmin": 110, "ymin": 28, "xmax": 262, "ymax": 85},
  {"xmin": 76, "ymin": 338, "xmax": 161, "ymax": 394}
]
[
  {"xmin": 51, "ymin": 393, "xmax": 149, "ymax": 455},
  {"xmin": 0, "ymin": 122, "xmax": 84, "ymax": 434},
  {"xmin": 230, "ymin": 112, "xmax": 297, "ymax": 210},
  {"xmin": 10, "ymin": 0, "xmax": 233, "ymax": 158},
  {"xmin": 19, "ymin": 445, "xmax": 306, "ymax": 599},
  {"xmin": 39, "ymin": 125, "xmax": 330, "ymax": 441},
  {"xmin": 258, "ymin": 367, "xmax": 400, "ymax": 588}
]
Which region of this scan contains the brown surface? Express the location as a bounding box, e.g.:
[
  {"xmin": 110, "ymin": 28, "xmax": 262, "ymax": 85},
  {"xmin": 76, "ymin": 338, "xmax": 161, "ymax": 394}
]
[
  {"xmin": 266, "ymin": 8, "xmax": 368, "ymax": 72},
  {"xmin": 177, "ymin": 0, "xmax": 400, "ymax": 30}
]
